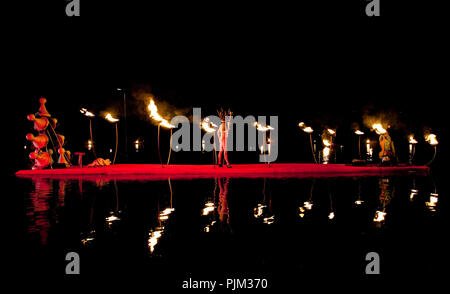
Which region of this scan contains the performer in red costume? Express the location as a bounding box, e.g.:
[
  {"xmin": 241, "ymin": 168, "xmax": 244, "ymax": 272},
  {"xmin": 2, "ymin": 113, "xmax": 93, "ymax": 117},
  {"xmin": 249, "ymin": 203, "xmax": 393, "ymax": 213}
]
[{"xmin": 217, "ymin": 108, "xmax": 232, "ymax": 168}]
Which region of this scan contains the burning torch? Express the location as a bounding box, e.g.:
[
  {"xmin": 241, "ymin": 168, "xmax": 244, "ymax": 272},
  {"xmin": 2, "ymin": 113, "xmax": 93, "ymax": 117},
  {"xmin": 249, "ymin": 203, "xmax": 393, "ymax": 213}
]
[
  {"xmin": 299, "ymin": 122, "xmax": 318, "ymax": 164},
  {"xmin": 254, "ymin": 122, "xmax": 274, "ymax": 166},
  {"xmin": 408, "ymin": 135, "xmax": 418, "ymax": 165},
  {"xmin": 354, "ymin": 130, "xmax": 364, "ymax": 159},
  {"xmin": 148, "ymin": 99, "xmax": 175, "ymax": 167},
  {"xmin": 80, "ymin": 108, "xmax": 97, "ymax": 159},
  {"xmin": 105, "ymin": 113, "xmax": 119, "ymax": 164},
  {"xmin": 425, "ymin": 134, "xmax": 439, "ymax": 166}
]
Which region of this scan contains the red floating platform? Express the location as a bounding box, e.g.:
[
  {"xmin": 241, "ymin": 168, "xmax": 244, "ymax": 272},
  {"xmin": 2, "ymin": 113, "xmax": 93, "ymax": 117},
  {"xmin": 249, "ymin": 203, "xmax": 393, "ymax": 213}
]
[{"xmin": 15, "ymin": 164, "xmax": 430, "ymax": 181}]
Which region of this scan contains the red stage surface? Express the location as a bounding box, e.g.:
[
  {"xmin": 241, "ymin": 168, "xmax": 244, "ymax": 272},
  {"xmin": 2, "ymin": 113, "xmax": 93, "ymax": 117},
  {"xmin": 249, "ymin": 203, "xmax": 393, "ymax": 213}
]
[{"xmin": 15, "ymin": 164, "xmax": 429, "ymax": 181}]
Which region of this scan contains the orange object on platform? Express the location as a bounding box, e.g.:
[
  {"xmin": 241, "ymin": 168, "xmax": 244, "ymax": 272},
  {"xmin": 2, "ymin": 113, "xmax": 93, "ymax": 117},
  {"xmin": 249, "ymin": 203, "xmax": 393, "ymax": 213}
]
[
  {"xmin": 49, "ymin": 117, "xmax": 58, "ymax": 128},
  {"xmin": 57, "ymin": 147, "xmax": 68, "ymax": 165},
  {"xmin": 56, "ymin": 134, "xmax": 65, "ymax": 146},
  {"xmin": 38, "ymin": 97, "xmax": 51, "ymax": 117},
  {"xmin": 29, "ymin": 151, "xmax": 51, "ymax": 170},
  {"xmin": 27, "ymin": 114, "xmax": 49, "ymax": 132},
  {"xmin": 26, "ymin": 133, "xmax": 49, "ymax": 149}
]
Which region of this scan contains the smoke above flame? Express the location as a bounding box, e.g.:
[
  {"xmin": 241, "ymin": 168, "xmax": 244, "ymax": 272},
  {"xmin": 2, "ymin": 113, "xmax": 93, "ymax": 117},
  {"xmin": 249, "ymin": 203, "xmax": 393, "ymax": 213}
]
[
  {"xmin": 361, "ymin": 108, "xmax": 404, "ymax": 134},
  {"xmin": 130, "ymin": 84, "xmax": 190, "ymax": 123}
]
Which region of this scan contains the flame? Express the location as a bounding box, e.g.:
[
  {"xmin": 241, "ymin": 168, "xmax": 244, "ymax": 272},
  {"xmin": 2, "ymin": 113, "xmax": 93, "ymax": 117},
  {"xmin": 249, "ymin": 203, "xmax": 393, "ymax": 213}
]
[
  {"xmin": 254, "ymin": 122, "xmax": 274, "ymax": 132},
  {"xmin": 254, "ymin": 204, "xmax": 267, "ymax": 218},
  {"xmin": 373, "ymin": 211, "xmax": 386, "ymax": 223},
  {"xmin": 409, "ymin": 135, "xmax": 418, "ymax": 144},
  {"xmin": 328, "ymin": 211, "xmax": 335, "ymax": 220},
  {"xmin": 202, "ymin": 118, "xmax": 218, "ymax": 133},
  {"xmin": 80, "ymin": 108, "xmax": 95, "ymax": 117},
  {"xmin": 372, "ymin": 123, "xmax": 387, "ymax": 135},
  {"xmin": 323, "ymin": 139, "xmax": 331, "ymax": 147},
  {"xmin": 158, "ymin": 207, "xmax": 175, "ymax": 221},
  {"xmin": 202, "ymin": 202, "xmax": 215, "ymax": 216},
  {"xmin": 105, "ymin": 113, "xmax": 119, "ymax": 123},
  {"xmin": 263, "ymin": 215, "xmax": 275, "ymax": 225},
  {"xmin": 355, "ymin": 130, "xmax": 364, "ymax": 135},
  {"xmin": 303, "ymin": 201, "xmax": 313, "ymax": 210},
  {"xmin": 81, "ymin": 230, "xmax": 96, "ymax": 246},
  {"xmin": 106, "ymin": 214, "xmax": 120, "ymax": 225},
  {"xmin": 204, "ymin": 220, "xmax": 216, "ymax": 233},
  {"xmin": 372, "ymin": 123, "xmax": 387, "ymax": 134},
  {"xmin": 425, "ymin": 134, "xmax": 438, "ymax": 145},
  {"xmin": 409, "ymin": 189, "xmax": 418, "ymax": 200},
  {"xmin": 148, "ymin": 227, "xmax": 164, "ymax": 253},
  {"xmin": 425, "ymin": 193, "xmax": 438, "ymax": 209},
  {"xmin": 298, "ymin": 122, "xmax": 313, "ymax": 133},
  {"xmin": 298, "ymin": 207, "xmax": 305, "ymax": 218},
  {"xmin": 147, "ymin": 99, "xmax": 175, "ymax": 129}
]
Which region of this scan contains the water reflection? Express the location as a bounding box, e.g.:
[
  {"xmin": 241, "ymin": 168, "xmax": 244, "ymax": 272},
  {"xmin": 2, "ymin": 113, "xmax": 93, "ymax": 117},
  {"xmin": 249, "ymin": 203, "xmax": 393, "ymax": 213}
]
[
  {"xmin": 354, "ymin": 179, "xmax": 364, "ymax": 206},
  {"xmin": 27, "ymin": 178, "xmax": 52, "ymax": 245},
  {"xmin": 253, "ymin": 178, "xmax": 275, "ymax": 225},
  {"xmin": 201, "ymin": 178, "xmax": 233, "ymax": 233},
  {"xmin": 373, "ymin": 177, "xmax": 394, "ymax": 226},
  {"xmin": 24, "ymin": 171, "xmax": 441, "ymax": 265},
  {"xmin": 105, "ymin": 181, "xmax": 121, "ymax": 228},
  {"xmin": 298, "ymin": 179, "xmax": 315, "ymax": 218},
  {"xmin": 425, "ymin": 174, "xmax": 439, "ymax": 212},
  {"xmin": 148, "ymin": 178, "xmax": 175, "ymax": 254},
  {"xmin": 328, "ymin": 191, "xmax": 335, "ymax": 221},
  {"xmin": 80, "ymin": 190, "xmax": 96, "ymax": 246}
]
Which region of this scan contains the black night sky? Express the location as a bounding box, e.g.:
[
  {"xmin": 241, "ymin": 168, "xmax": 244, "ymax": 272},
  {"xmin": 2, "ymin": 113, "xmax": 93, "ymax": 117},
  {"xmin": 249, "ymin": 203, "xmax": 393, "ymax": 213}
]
[{"xmin": 5, "ymin": 1, "xmax": 448, "ymax": 171}]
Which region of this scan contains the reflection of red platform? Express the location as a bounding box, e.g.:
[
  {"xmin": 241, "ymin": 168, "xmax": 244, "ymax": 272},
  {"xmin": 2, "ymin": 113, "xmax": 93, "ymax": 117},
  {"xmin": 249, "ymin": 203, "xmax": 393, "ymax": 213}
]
[{"xmin": 15, "ymin": 164, "xmax": 430, "ymax": 180}]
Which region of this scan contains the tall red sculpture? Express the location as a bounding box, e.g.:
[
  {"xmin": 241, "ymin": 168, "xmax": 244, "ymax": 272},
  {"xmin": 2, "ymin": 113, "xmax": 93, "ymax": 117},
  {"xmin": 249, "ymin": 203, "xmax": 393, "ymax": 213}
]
[{"xmin": 26, "ymin": 98, "xmax": 71, "ymax": 170}]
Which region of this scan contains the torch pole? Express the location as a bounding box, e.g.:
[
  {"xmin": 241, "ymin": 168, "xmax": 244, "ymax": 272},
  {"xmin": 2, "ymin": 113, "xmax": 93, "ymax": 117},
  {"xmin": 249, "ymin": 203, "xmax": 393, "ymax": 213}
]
[
  {"xmin": 89, "ymin": 119, "xmax": 98, "ymax": 159},
  {"xmin": 113, "ymin": 123, "xmax": 118, "ymax": 165},
  {"xmin": 426, "ymin": 146, "xmax": 437, "ymax": 166},
  {"xmin": 157, "ymin": 124, "xmax": 163, "ymax": 167},
  {"xmin": 358, "ymin": 136, "xmax": 361, "ymax": 159},
  {"xmin": 310, "ymin": 134, "xmax": 318, "ymax": 164},
  {"xmin": 123, "ymin": 91, "xmax": 128, "ymax": 162},
  {"xmin": 213, "ymin": 134, "xmax": 217, "ymax": 168},
  {"xmin": 167, "ymin": 128, "xmax": 173, "ymax": 165}
]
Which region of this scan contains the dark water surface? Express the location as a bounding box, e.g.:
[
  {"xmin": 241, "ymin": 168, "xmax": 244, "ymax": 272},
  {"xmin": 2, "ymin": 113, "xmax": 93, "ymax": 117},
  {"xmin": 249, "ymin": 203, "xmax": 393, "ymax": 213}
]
[{"xmin": 14, "ymin": 172, "xmax": 446, "ymax": 290}]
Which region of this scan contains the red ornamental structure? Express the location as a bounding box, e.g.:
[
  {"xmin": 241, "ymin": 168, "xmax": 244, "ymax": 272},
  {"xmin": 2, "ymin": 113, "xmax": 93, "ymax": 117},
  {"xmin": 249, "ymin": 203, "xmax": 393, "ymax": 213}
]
[{"xmin": 26, "ymin": 98, "xmax": 71, "ymax": 170}]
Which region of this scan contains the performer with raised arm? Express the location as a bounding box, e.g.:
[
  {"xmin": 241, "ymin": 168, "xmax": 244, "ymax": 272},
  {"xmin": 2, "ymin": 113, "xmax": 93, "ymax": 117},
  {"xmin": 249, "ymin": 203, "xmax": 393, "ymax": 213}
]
[{"xmin": 217, "ymin": 108, "xmax": 232, "ymax": 168}]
